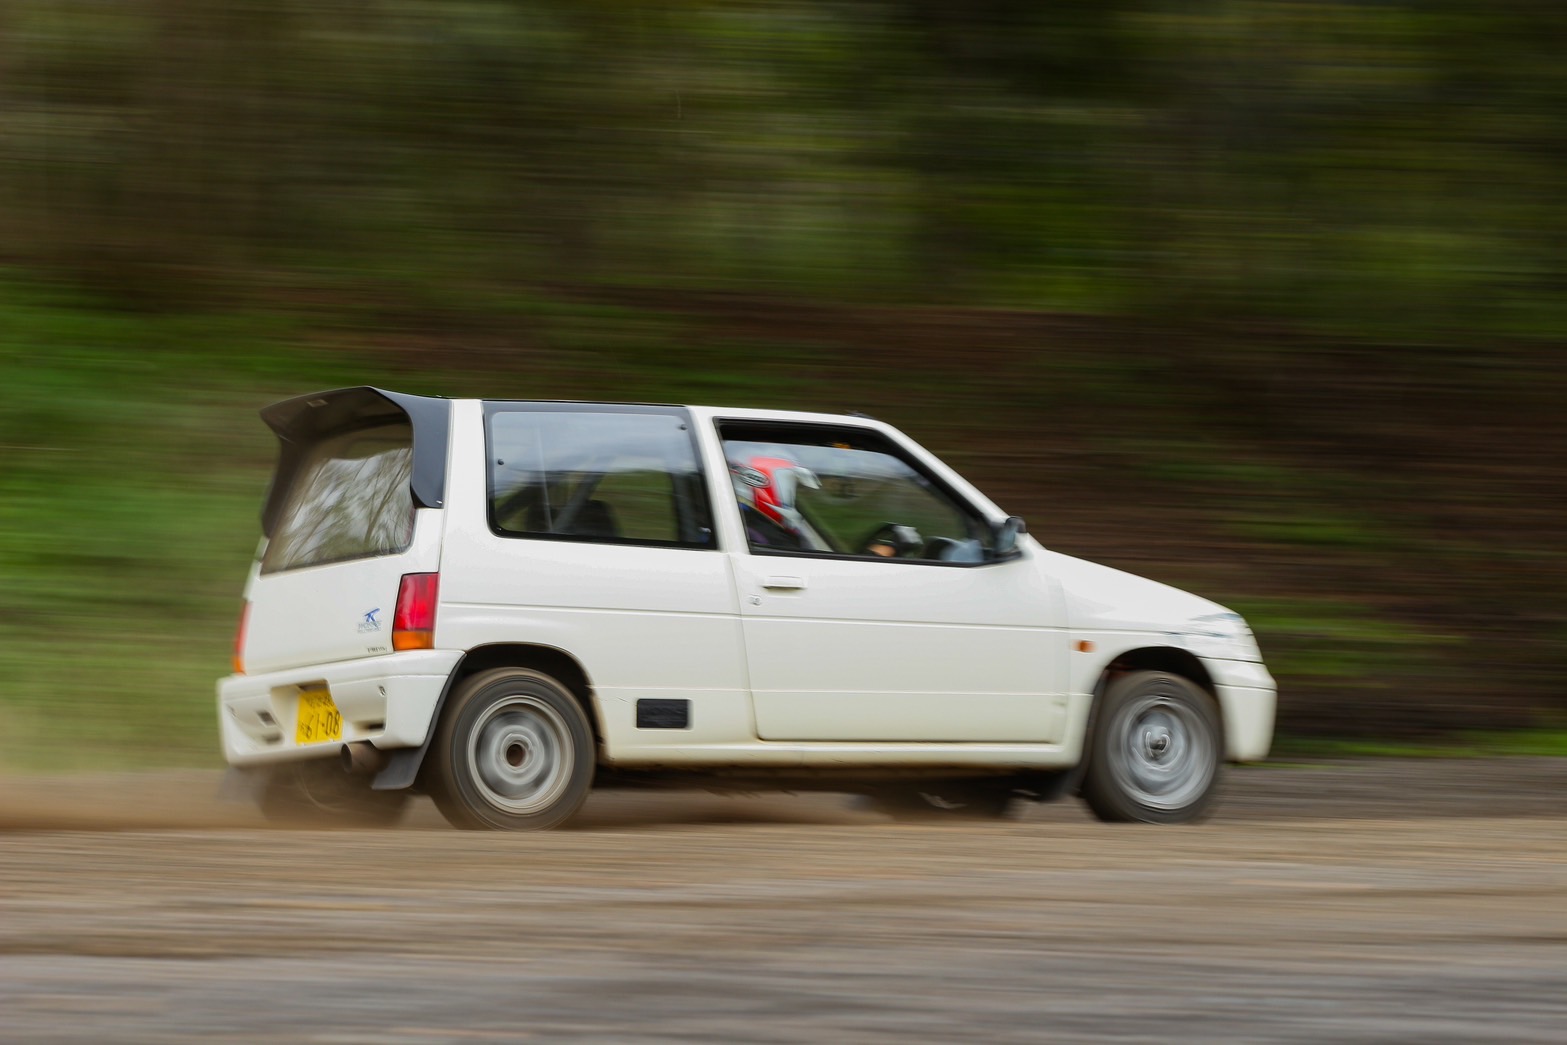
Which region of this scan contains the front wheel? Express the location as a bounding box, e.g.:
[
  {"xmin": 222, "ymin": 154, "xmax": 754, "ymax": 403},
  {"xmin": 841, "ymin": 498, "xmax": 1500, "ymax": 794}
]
[
  {"xmin": 425, "ymin": 668, "xmax": 596, "ymax": 831},
  {"xmin": 1080, "ymin": 670, "xmax": 1223, "ymax": 824}
]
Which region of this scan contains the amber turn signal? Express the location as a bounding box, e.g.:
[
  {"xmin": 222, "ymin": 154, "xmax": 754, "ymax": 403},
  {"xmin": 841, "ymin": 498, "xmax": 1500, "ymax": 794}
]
[{"xmin": 232, "ymin": 601, "xmax": 250, "ymax": 674}]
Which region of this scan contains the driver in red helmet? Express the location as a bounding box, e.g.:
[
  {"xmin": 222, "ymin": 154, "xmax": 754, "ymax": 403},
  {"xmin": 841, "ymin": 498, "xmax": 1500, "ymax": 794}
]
[{"xmin": 730, "ymin": 455, "xmax": 830, "ymax": 551}]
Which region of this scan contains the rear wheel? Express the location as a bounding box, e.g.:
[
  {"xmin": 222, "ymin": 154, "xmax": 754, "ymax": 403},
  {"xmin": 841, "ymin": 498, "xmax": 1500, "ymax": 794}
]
[
  {"xmin": 258, "ymin": 760, "xmax": 409, "ymax": 828},
  {"xmin": 425, "ymin": 668, "xmax": 595, "ymax": 831},
  {"xmin": 1081, "ymin": 670, "xmax": 1223, "ymax": 824}
]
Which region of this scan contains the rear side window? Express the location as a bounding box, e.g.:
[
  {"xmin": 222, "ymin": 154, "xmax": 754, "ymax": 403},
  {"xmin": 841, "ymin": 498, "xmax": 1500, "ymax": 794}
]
[
  {"xmin": 261, "ymin": 423, "xmax": 415, "ymax": 574},
  {"xmin": 488, "ymin": 409, "xmax": 713, "ymax": 549}
]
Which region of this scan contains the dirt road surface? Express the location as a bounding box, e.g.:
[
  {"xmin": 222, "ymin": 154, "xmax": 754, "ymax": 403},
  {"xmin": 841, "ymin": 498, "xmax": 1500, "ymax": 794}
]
[{"xmin": 2, "ymin": 758, "xmax": 1564, "ymax": 1043}]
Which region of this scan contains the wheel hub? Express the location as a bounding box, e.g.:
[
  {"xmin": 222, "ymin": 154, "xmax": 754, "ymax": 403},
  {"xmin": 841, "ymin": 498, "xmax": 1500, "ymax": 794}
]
[
  {"xmin": 467, "ymin": 696, "xmax": 574, "ymax": 815},
  {"xmin": 1142, "ymin": 727, "xmax": 1172, "ymax": 760},
  {"xmin": 1110, "ymin": 694, "xmax": 1215, "ymax": 811}
]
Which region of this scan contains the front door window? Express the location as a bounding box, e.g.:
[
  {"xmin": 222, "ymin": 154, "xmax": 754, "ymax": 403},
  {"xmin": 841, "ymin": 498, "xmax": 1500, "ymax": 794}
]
[{"xmin": 720, "ymin": 422, "xmax": 993, "ymax": 564}]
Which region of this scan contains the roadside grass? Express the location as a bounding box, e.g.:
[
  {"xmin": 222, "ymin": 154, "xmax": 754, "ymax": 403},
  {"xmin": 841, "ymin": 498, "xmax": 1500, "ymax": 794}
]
[
  {"xmin": 1272, "ymin": 730, "xmax": 1567, "ymax": 760},
  {"xmin": 0, "ymin": 277, "xmax": 398, "ymax": 769},
  {"xmin": 1222, "ymin": 596, "xmax": 1454, "ymax": 686},
  {"xmin": 1120, "ymin": 442, "xmax": 1491, "ymax": 702},
  {"xmin": 1124, "ymin": 439, "xmax": 1408, "ymax": 553}
]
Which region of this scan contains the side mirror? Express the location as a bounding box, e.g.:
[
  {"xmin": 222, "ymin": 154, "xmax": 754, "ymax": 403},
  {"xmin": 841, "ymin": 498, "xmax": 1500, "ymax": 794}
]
[{"xmin": 993, "ymin": 515, "xmax": 1028, "ymax": 556}]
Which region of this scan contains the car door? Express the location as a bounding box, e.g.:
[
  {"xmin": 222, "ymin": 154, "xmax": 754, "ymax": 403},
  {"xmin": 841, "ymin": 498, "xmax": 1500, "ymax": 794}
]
[{"xmin": 718, "ymin": 418, "xmax": 1068, "ymax": 743}]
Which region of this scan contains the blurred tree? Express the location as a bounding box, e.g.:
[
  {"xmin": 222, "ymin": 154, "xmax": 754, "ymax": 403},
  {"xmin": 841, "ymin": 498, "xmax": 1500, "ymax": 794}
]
[{"xmin": 3, "ymin": 0, "xmax": 1565, "ymax": 335}]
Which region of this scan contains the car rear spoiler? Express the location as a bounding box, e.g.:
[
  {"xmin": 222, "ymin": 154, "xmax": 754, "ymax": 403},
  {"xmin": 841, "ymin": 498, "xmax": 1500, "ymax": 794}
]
[{"xmin": 258, "ymin": 386, "xmax": 451, "ymax": 538}]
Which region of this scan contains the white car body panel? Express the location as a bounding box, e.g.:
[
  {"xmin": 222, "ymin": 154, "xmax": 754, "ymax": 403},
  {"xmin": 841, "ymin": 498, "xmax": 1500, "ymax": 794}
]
[
  {"xmin": 1043, "ymin": 550, "xmax": 1230, "ymax": 633},
  {"xmin": 218, "ymin": 648, "xmax": 462, "ymax": 765},
  {"xmin": 1211, "ymin": 668, "xmax": 1277, "ymax": 761},
  {"xmin": 435, "ymin": 402, "xmax": 755, "ymax": 764},
  {"xmin": 730, "ymin": 553, "xmax": 1068, "ymax": 742},
  {"xmin": 242, "ymin": 509, "xmax": 444, "ymax": 676},
  {"xmin": 1045, "ymin": 551, "xmax": 1276, "ymax": 760},
  {"xmin": 218, "ymin": 392, "xmax": 1277, "ymax": 776}
]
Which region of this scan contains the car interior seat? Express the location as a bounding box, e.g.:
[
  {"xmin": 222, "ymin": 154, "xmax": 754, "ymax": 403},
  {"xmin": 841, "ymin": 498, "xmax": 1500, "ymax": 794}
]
[{"xmin": 523, "ymin": 497, "xmax": 622, "ymax": 539}]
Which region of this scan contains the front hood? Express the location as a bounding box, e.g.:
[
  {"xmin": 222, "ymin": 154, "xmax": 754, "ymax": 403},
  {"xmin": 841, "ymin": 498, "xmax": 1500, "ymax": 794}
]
[{"xmin": 1036, "ymin": 549, "xmax": 1229, "ymax": 634}]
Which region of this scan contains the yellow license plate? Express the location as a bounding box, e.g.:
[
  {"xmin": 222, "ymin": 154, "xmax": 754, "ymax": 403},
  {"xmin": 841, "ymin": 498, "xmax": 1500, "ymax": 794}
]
[{"xmin": 295, "ymin": 689, "xmax": 343, "ymax": 745}]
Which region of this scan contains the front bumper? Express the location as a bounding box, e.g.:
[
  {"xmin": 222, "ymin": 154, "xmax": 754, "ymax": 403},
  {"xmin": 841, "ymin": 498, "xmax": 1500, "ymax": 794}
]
[
  {"xmin": 1204, "ymin": 658, "xmax": 1278, "ymax": 762},
  {"xmin": 216, "ymin": 649, "xmax": 463, "ymax": 767}
]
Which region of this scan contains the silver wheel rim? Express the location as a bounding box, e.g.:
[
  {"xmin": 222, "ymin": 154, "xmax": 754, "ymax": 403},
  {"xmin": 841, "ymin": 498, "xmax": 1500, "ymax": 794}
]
[
  {"xmin": 1108, "ymin": 693, "xmax": 1215, "ymax": 812},
  {"xmin": 467, "ymin": 695, "xmax": 574, "ymax": 815}
]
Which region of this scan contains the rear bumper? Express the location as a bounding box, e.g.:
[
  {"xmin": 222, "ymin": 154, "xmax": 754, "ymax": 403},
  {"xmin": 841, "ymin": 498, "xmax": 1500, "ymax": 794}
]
[
  {"xmin": 216, "ymin": 650, "xmax": 462, "ymax": 767},
  {"xmin": 1205, "ymin": 658, "xmax": 1277, "ymax": 762}
]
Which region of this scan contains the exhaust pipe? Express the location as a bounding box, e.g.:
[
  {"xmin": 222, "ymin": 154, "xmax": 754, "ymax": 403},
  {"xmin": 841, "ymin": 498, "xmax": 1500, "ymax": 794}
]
[{"xmin": 341, "ymin": 741, "xmax": 388, "ymax": 777}]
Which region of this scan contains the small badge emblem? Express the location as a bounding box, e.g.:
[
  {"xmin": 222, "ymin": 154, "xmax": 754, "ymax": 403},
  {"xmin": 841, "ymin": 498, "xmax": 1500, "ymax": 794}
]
[{"xmin": 357, "ymin": 608, "xmax": 382, "ymax": 633}]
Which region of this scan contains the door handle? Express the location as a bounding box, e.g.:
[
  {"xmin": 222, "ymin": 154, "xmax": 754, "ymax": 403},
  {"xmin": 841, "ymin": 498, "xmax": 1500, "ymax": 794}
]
[{"xmin": 762, "ymin": 575, "xmax": 807, "ymax": 591}]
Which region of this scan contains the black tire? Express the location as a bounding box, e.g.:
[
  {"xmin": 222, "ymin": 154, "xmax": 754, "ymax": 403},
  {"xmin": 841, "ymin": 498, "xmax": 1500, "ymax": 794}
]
[
  {"xmin": 1080, "ymin": 670, "xmax": 1223, "ymax": 824},
  {"xmin": 864, "ymin": 782, "xmax": 1016, "ymax": 822},
  {"xmin": 425, "ymin": 668, "xmax": 595, "ymax": 831},
  {"xmin": 258, "ymin": 759, "xmax": 410, "ymax": 828}
]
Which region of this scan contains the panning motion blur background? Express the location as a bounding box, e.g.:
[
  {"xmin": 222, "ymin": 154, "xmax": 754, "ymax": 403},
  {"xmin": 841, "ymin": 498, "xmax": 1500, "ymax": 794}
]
[{"xmin": 1, "ymin": 1, "xmax": 1563, "ymax": 769}]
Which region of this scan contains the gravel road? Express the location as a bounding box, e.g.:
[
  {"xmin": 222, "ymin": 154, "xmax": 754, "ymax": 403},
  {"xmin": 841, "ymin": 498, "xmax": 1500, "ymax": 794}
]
[{"xmin": 2, "ymin": 758, "xmax": 1564, "ymax": 1043}]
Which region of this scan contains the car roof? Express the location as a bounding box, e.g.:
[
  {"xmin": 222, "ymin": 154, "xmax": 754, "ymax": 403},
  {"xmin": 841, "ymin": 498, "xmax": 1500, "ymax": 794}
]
[
  {"xmin": 684, "ymin": 404, "xmax": 886, "ymax": 427},
  {"xmin": 474, "ymin": 397, "xmax": 888, "ymax": 429},
  {"xmin": 279, "ymin": 388, "xmax": 891, "ymax": 433}
]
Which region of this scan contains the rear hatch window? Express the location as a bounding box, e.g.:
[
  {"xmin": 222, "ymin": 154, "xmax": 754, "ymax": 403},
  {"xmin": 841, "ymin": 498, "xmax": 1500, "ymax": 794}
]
[{"xmin": 261, "ymin": 423, "xmax": 415, "ymax": 574}]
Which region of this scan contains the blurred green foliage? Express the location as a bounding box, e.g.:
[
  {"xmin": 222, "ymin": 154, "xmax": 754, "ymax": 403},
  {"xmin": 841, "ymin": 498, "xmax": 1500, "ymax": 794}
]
[
  {"xmin": 0, "ymin": 278, "xmax": 357, "ymax": 766},
  {"xmin": 3, "ymin": 0, "xmax": 1567, "ymax": 336},
  {"xmin": 1, "ymin": 2, "xmax": 1565, "ymax": 763}
]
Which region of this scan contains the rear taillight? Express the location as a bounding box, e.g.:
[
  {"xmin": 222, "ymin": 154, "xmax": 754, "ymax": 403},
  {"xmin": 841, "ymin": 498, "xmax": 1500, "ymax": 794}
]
[
  {"xmin": 392, "ymin": 573, "xmax": 439, "ymax": 651},
  {"xmin": 232, "ymin": 601, "xmax": 250, "ymax": 675}
]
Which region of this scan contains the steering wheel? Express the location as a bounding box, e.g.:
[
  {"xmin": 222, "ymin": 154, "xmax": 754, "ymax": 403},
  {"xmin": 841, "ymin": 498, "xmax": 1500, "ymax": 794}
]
[
  {"xmin": 855, "ymin": 522, "xmax": 921, "ymax": 557},
  {"xmin": 920, "ymin": 536, "xmax": 960, "ymax": 560}
]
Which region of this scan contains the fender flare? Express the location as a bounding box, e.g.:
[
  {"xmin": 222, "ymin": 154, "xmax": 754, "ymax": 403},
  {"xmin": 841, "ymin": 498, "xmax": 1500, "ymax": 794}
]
[
  {"xmin": 1061, "ymin": 671, "xmax": 1111, "ymax": 799},
  {"xmin": 371, "ymin": 667, "xmax": 460, "ymax": 791}
]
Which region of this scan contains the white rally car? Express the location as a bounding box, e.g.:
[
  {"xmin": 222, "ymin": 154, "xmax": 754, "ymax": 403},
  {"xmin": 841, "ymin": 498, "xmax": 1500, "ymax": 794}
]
[{"xmin": 219, "ymin": 387, "xmax": 1275, "ymax": 829}]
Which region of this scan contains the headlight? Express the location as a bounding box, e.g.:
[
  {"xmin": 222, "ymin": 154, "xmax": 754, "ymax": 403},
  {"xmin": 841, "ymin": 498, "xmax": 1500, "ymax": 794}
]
[{"xmin": 1174, "ymin": 612, "xmax": 1262, "ymax": 662}]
